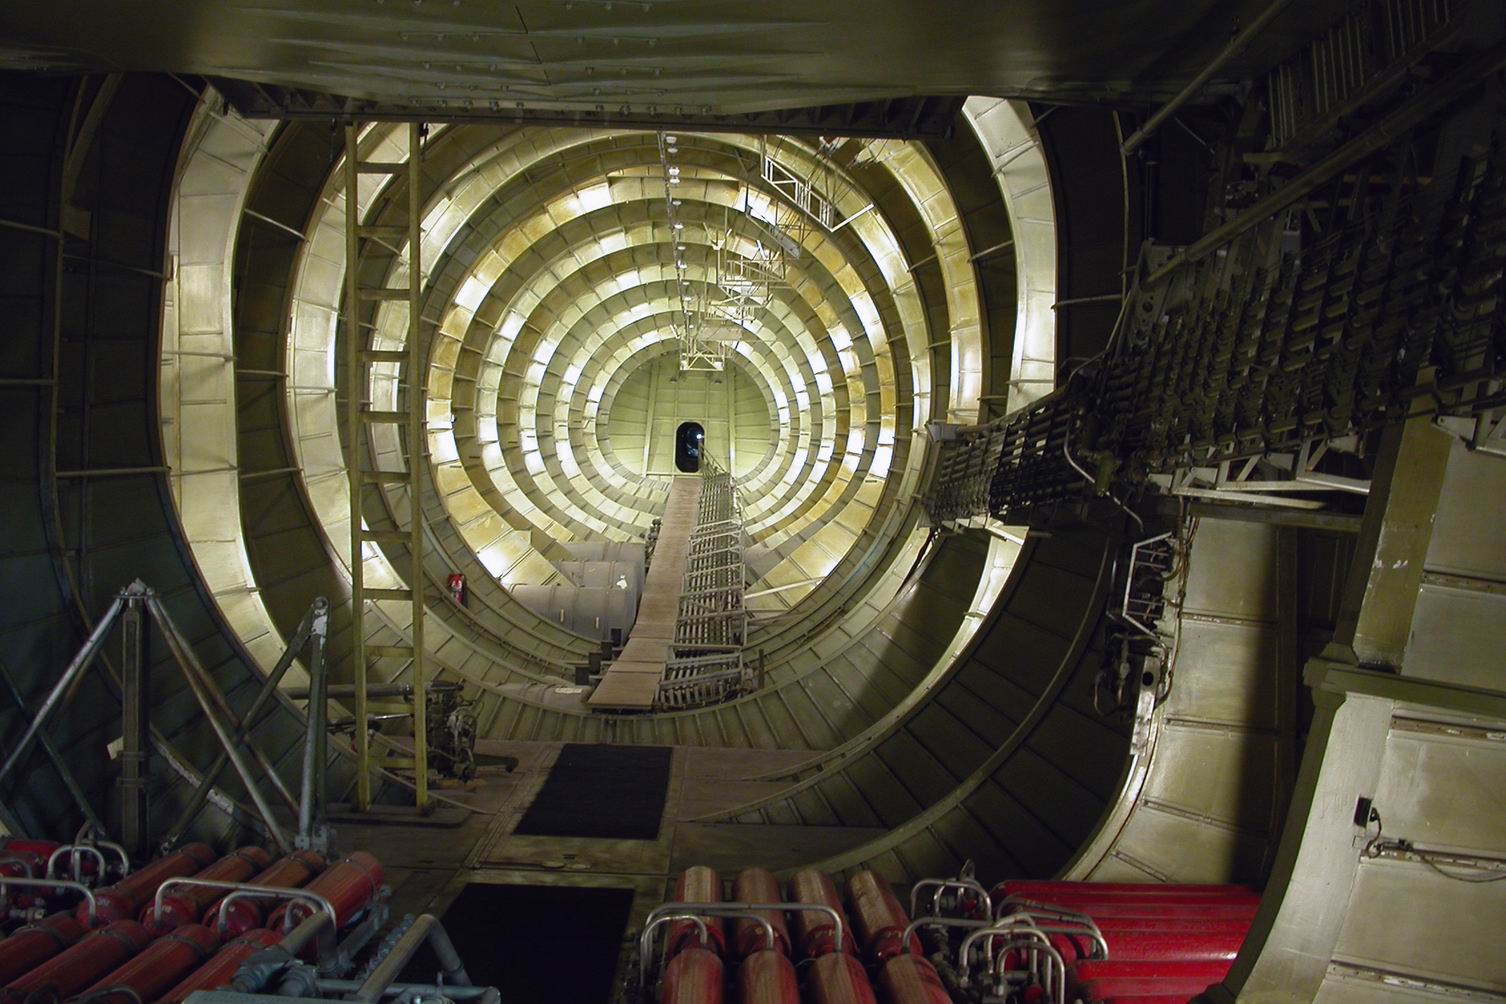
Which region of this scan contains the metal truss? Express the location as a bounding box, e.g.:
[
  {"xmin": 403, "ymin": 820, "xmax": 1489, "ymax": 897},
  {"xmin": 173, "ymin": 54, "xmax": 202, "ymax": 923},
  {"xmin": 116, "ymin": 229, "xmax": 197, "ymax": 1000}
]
[
  {"xmin": 1153, "ymin": 437, "xmax": 1371, "ymax": 511},
  {"xmin": 211, "ymin": 82, "xmax": 966, "ymax": 141},
  {"xmin": 660, "ymin": 134, "xmax": 848, "ymax": 372},
  {"xmin": 0, "ymin": 582, "xmax": 332, "ymax": 858},
  {"xmin": 1262, "ymin": 0, "xmax": 1466, "ymax": 162},
  {"xmin": 657, "ymin": 458, "xmax": 752, "ymax": 709},
  {"xmin": 761, "ymin": 144, "xmax": 875, "ymax": 234}
]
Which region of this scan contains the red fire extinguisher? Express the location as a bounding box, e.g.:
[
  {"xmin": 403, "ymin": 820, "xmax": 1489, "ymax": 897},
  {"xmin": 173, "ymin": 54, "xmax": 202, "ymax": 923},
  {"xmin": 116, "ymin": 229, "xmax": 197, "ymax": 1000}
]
[{"xmin": 447, "ymin": 572, "xmax": 465, "ymax": 606}]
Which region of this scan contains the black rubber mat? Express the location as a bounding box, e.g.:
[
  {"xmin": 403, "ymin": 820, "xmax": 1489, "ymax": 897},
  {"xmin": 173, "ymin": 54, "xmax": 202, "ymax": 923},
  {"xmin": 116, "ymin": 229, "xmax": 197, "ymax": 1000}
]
[
  {"xmin": 403, "ymin": 883, "xmax": 634, "ymax": 1003},
  {"xmin": 514, "ymin": 743, "xmax": 672, "ymax": 840}
]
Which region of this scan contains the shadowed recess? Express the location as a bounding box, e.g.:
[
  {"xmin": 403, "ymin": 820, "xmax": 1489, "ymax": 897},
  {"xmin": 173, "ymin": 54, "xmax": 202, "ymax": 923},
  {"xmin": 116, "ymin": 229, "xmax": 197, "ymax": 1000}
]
[
  {"xmin": 405, "ymin": 883, "xmax": 635, "ymax": 1003},
  {"xmin": 515, "ymin": 744, "xmax": 674, "ymax": 840}
]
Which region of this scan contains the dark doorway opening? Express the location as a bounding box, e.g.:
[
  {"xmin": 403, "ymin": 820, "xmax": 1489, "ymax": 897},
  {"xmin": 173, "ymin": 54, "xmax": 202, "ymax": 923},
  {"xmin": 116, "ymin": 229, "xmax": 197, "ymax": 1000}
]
[
  {"xmin": 514, "ymin": 743, "xmax": 673, "ymax": 839},
  {"xmin": 402, "ymin": 883, "xmax": 634, "ymax": 1003},
  {"xmin": 674, "ymin": 421, "xmax": 703, "ymax": 473}
]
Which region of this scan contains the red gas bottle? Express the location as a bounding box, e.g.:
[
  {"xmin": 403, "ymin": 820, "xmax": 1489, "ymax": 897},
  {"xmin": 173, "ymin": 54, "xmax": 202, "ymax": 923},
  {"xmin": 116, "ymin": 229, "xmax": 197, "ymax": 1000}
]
[
  {"xmin": 876, "ymin": 954, "xmax": 952, "ymax": 1004},
  {"xmin": 143, "ymin": 847, "xmax": 272, "ymax": 933},
  {"xmin": 0, "ymin": 839, "xmax": 59, "ymax": 880},
  {"xmin": 789, "ymin": 870, "xmax": 854, "ymax": 959},
  {"xmin": 847, "ymin": 871, "xmax": 921, "ymax": 967},
  {"xmin": 732, "ymin": 868, "xmax": 791, "ymax": 959},
  {"xmin": 158, "ymin": 928, "xmax": 282, "ymax": 1004},
  {"xmin": 660, "ymin": 946, "xmax": 723, "ymax": 1004},
  {"xmin": 79, "ymin": 924, "xmax": 220, "ymax": 1004},
  {"xmin": 737, "ymin": 949, "xmax": 799, "ymax": 1004},
  {"xmin": 808, "ymin": 951, "xmax": 878, "ymax": 1004},
  {"xmin": 82, "ymin": 844, "xmax": 216, "ymax": 926},
  {"xmin": 0, "ymin": 912, "xmax": 87, "ymax": 985},
  {"xmin": 664, "ymin": 866, "xmax": 726, "ymax": 960},
  {"xmin": 265, "ymin": 852, "xmax": 382, "ymax": 948},
  {"xmin": 206, "ymin": 851, "xmax": 324, "ymax": 937},
  {"xmin": 4, "ymin": 920, "xmax": 153, "ymax": 998}
]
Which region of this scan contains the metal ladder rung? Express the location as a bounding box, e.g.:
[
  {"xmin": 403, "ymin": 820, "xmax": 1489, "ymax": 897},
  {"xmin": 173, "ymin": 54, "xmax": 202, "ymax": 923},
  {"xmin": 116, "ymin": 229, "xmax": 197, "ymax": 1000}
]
[
  {"xmin": 373, "ymin": 756, "xmax": 417, "ymax": 769},
  {"xmin": 362, "ymin": 349, "xmax": 408, "ymax": 363},
  {"xmin": 363, "ymin": 471, "xmax": 411, "ymax": 485},
  {"xmin": 362, "ymin": 529, "xmax": 411, "ymax": 545},
  {"xmin": 356, "ymin": 162, "xmax": 408, "ymax": 174},
  {"xmin": 362, "ymin": 410, "xmax": 408, "ymax": 423},
  {"xmin": 359, "ymin": 287, "xmax": 411, "ymax": 302},
  {"xmin": 366, "ymin": 644, "xmax": 416, "ymax": 658},
  {"xmin": 365, "ymin": 587, "xmax": 414, "ymax": 601},
  {"xmin": 357, "ymin": 224, "xmax": 409, "ymax": 237}
]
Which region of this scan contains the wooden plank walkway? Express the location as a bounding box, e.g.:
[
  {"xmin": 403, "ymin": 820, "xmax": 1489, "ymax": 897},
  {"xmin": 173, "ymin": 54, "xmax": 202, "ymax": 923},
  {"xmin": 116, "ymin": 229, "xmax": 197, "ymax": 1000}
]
[{"xmin": 587, "ymin": 477, "xmax": 702, "ymax": 710}]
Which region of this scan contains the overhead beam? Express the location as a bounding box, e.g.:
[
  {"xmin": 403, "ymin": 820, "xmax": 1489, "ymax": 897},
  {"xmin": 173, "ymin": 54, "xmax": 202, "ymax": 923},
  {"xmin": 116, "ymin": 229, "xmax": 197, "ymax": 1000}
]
[{"xmin": 209, "ymin": 82, "xmax": 966, "ymax": 141}]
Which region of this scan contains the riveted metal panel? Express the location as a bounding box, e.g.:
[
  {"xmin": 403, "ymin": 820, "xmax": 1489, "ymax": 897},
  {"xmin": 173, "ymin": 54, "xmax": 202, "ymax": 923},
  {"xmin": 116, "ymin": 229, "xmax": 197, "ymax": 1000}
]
[
  {"xmin": 1404, "ymin": 585, "xmax": 1506, "ymax": 692},
  {"xmin": 1333, "ymin": 857, "xmax": 1506, "ymax": 993},
  {"xmin": 1373, "ymin": 729, "xmax": 1506, "ymax": 855},
  {"xmin": 1427, "ymin": 442, "xmax": 1506, "ymax": 581}
]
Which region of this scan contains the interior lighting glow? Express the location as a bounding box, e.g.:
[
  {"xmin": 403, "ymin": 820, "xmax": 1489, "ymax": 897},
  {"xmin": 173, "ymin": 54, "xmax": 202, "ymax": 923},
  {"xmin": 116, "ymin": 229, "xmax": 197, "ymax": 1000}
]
[
  {"xmin": 571, "ymin": 182, "xmax": 613, "ymax": 213},
  {"xmin": 498, "ymin": 312, "xmax": 525, "ymax": 342}
]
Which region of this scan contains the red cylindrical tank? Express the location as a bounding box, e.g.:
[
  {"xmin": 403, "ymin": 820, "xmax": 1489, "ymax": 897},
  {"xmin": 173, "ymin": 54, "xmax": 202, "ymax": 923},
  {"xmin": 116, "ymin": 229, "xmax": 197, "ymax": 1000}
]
[
  {"xmin": 0, "ymin": 913, "xmax": 87, "ymax": 985},
  {"xmin": 1086, "ymin": 916, "xmax": 1254, "ymax": 935},
  {"xmin": 4, "ymin": 921, "xmax": 153, "ymax": 998},
  {"xmin": 0, "ymin": 841, "xmax": 56, "ymax": 880},
  {"xmin": 1005, "ymin": 899, "xmax": 1258, "ymax": 920},
  {"xmin": 157, "ymin": 928, "xmax": 281, "ymax": 1004},
  {"xmin": 664, "ymin": 866, "xmax": 726, "ymax": 960},
  {"xmin": 1053, "ymin": 928, "xmax": 1243, "ymax": 963},
  {"xmin": 660, "ymin": 946, "xmax": 723, "ymax": 1004},
  {"xmin": 731, "ymin": 869, "xmax": 790, "ymax": 960},
  {"xmin": 82, "ymin": 844, "xmax": 216, "ymax": 927},
  {"xmin": 1070, "ymin": 958, "xmax": 1234, "ymax": 984},
  {"xmin": 737, "ymin": 949, "xmax": 798, "ymax": 1004},
  {"xmin": 0, "ymin": 839, "xmax": 63, "ymax": 911},
  {"xmin": 876, "ymin": 955, "xmax": 950, "ymax": 1004},
  {"xmin": 0, "ymin": 838, "xmax": 62, "ymax": 877},
  {"xmin": 265, "ymin": 852, "xmax": 381, "ymax": 938},
  {"xmin": 846, "ymin": 872, "xmax": 920, "ymax": 967},
  {"xmin": 80, "ymin": 924, "xmax": 220, "ymax": 1003},
  {"xmin": 788, "ymin": 870, "xmax": 854, "ymax": 959},
  {"xmin": 143, "ymin": 847, "xmax": 272, "ymax": 933},
  {"xmin": 807, "ymin": 951, "xmax": 877, "ymax": 1004},
  {"xmin": 994, "ymin": 880, "xmax": 1259, "ymax": 900},
  {"xmin": 205, "ymin": 851, "xmax": 324, "ymax": 938}
]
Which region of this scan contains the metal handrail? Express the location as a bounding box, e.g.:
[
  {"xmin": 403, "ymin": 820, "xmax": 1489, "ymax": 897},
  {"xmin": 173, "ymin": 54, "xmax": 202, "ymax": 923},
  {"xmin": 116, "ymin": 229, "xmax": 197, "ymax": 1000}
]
[
  {"xmin": 958, "ymin": 916, "xmax": 1050, "ymax": 981},
  {"xmin": 997, "ymin": 898, "xmax": 1107, "ymax": 951},
  {"xmin": 1028, "ymin": 922, "xmax": 1109, "ymax": 961},
  {"xmin": 636, "ymin": 913, "xmax": 710, "ymax": 990},
  {"xmin": 993, "ymin": 935, "xmax": 1067, "ymax": 1004},
  {"xmin": 46, "ymin": 845, "xmax": 106, "ymax": 883},
  {"xmin": 910, "ymin": 877, "xmax": 993, "ymax": 921},
  {"xmin": 352, "ymin": 913, "xmax": 471, "ymax": 1002},
  {"xmin": 153, "ymin": 879, "xmax": 339, "ymax": 934},
  {"xmin": 900, "ymin": 913, "xmax": 993, "ymax": 949},
  {"xmin": 652, "ymin": 900, "xmax": 842, "ymax": 949},
  {"xmin": 0, "ymin": 876, "xmax": 98, "ymax": 925},
  {"xmin": 68, "ymin": 829, "xmax": 131, "ymax": 880}
]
